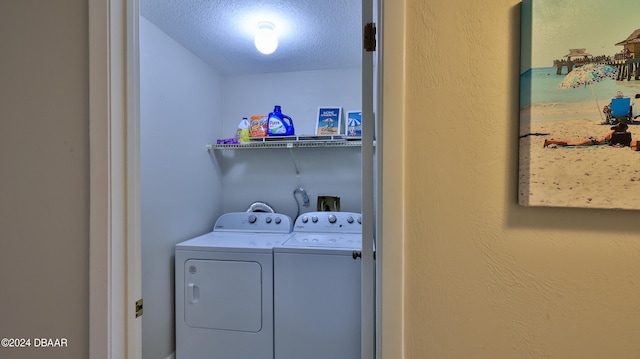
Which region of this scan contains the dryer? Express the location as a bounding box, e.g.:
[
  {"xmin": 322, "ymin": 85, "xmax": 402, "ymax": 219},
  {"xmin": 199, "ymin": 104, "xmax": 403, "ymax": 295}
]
[
  {"xmin": 175, "ymin": 212, "xmax": 293, "ymax": 359},
  {"xmin": 273, "ymin": 211, "xmax": 362, "ymax": 359}
]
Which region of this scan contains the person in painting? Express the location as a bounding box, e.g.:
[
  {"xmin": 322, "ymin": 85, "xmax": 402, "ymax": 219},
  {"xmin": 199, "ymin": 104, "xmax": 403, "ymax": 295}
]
[
  {"xmin": 632, "ymin": 93, "xmax": 640, "ymax": 120},
  {"xmin": 543, "ymin": 123, "xmax": 629, "ymax": 147}
]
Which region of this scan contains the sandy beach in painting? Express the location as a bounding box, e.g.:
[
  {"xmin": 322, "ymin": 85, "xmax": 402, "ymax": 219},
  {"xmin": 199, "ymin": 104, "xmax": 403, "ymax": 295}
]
[{"xmin": 519, "ymin": 103, "xmax": 640, "ymax": 210}]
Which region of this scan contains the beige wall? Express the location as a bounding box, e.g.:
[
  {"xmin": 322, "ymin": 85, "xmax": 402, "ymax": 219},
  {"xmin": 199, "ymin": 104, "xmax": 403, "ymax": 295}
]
[
  {"xmin": 0, "ymin": 1, "xmax": 89, "ymax": 359},
  {"xmin": 404, "ymin": 0, "xmax": 640, "ymax": 357}
]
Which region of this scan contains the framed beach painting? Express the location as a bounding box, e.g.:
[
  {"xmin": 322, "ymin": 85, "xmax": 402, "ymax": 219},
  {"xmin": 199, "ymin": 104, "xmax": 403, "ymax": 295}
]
[
  {"xmin": 316, "ymin": 107, "xmax": 342, "ymax": 135},
  {"xmin": 346, "ymin": 111, "xmax": 362, "ymax": 137},
  {"xmin": 519, "ymin": 0, "xmax": 640, "ymax": 210}
]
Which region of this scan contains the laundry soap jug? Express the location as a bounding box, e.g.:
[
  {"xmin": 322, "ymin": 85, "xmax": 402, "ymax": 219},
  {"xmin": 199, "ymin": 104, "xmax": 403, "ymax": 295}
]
[
  {"xmin": 267, "ymin": 105, "xmax": 295, "ymax": 136},
  {"xmin": 235, "ymin": 117, "xmax": 251, "ymax": 143}
]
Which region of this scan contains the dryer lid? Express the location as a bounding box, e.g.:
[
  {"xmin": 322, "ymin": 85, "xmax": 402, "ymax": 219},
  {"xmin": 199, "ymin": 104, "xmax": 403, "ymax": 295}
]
[
  {"xmin": 214, "ymin": 212, "xmax": 293, "ymax": 233},
  {"xmin": 176, "ymin": 231, "xmax": 293, "ymax": 252}
]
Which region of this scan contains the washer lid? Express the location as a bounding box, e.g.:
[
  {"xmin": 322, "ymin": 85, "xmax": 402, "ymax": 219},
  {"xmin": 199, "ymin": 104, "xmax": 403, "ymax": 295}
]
[
  {"xmin": 176, "ymin": 231, "xmax": 293, "ymax": 252},
  {"xmin": 274, "ymin": 233, "xmax": 362, "ymax": 254}
]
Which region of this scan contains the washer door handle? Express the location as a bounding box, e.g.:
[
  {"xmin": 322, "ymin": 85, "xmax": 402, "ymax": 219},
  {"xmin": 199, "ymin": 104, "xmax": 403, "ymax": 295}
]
[{"xmin": 187, "ymin": 283, "xmax": 200, "ymax": 304}]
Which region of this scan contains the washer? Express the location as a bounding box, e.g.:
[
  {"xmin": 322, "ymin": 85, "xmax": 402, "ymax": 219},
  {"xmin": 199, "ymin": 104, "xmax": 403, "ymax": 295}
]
[
  {"xmin": 274, "ymin": 211, "xmax": 362, "ymax": 359},
  {"xmin": 175, "ymin": 212, "xmax": 293, "ymax": 359}
]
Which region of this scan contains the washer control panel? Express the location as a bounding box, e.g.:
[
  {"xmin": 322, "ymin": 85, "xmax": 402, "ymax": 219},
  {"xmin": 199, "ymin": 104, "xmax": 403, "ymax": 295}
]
[
  {"xmin": 294, "ymin": 212, "xmax": 362, "ymax": 233},
  {"xmin": 214, "ymin": 212, "xmax": 293, "ymax": 233}
]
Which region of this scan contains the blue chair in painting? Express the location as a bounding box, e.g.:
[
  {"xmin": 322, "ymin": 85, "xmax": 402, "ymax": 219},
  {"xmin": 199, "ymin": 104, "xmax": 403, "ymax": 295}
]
[{"xmin": 606, "ymin": 97, "xmax": 631, "ymax": 124}]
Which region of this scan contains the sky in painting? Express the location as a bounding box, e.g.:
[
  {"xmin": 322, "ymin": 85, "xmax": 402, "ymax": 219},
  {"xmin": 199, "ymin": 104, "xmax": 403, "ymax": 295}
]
[{"xmin": 524, "ymin": 0, "xmax": 639, "ymax": 69}]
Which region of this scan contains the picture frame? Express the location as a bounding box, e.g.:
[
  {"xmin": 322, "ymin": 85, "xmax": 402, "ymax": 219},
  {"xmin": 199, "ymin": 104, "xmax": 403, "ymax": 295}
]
[
  {"xmin": 346, "ymin": 111, "xmax": 362, "ymax": 137},
  {"xmin": 519, "ymin": 0, "xmax": 640, "ymax": 210},
  {"xmin": 316, "ymin": 107, "xmax": 342, "ymax": 135}
]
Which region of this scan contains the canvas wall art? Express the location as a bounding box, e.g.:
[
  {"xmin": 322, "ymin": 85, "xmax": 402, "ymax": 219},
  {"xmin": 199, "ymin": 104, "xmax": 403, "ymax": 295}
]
[{"xmin": 519, "ymin": 0, "xmax": 640, "ymax": 210}]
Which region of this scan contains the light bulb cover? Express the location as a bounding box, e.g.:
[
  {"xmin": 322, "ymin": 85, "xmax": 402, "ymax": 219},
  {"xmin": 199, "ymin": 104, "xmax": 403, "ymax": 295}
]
[{"xmin": 255, "ymin": 22, "xmax": 278, "ymax": 55}]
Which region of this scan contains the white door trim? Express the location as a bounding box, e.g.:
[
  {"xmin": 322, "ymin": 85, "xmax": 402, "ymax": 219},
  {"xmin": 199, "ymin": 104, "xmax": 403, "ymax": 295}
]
[
  {"xmin": 362, "ymin": 0, "xmax": 375, "ymax": 357},
  {"xmin": 88, "ymin": 0, "xmax": 125, "ymax": 356},
  {"xmin": 89, "ymin": 0, "xmax": 142, "ymax": 358},
  {"xmin": 126, "ymin": 0, "xmax": 143, "ymax": 357}
]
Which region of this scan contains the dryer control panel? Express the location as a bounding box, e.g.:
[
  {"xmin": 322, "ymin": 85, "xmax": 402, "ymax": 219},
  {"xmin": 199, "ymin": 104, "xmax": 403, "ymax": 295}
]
[
  {"xmin": 294, "ymin": 212, "xmax": 362, "ymax": 233},
  {"xmin": 213, "ymin": 212, "xmax": 293, "ymax": 233}
]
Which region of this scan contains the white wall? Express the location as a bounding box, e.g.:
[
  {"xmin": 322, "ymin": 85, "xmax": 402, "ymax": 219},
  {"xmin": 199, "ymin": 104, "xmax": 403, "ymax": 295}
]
[
  {"xmin": 218, "ymin": 146, "xmax": 362, "ymax": 219},
  {"xmin": 140, "ymin": 16, "xmax": 224, "ymax": 359},
  {"xmin": 221, "ymin": 69, "xmax": 362, "ymax": 136},
  {"xmin": 220, "ymin": 69, "xmax": 363, "ymax": 218}
]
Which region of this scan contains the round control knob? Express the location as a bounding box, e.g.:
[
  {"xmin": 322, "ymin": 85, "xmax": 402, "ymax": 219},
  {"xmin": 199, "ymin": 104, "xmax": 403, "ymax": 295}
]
[
  {"xmin": 347, "ymin": 216, "xmax": 354, "ymax": 223},
  {"xmin": 301, "ymin": 216, "xmax": 308, "ymax": 223},
  {"xmin": 312, "ymin": 215, "xmax": 318, "ymax": 223},
  {"xmin": 265, "ymin": 217, "xmax": 272, "ymax": 223},
  {"xmin": 248, "ymin": 215, "xmax": 257, "ymax": 223},
  {"xmin": 357, "ymin": 216, "xmax": 362, "ymax": 224},
  {"xmin": 328, "ymin": 214, "xmax": 337, "ymax": 223},
  {"xmin": 275, "ymin": 217, "xmax": 281, "ymax": 224}
]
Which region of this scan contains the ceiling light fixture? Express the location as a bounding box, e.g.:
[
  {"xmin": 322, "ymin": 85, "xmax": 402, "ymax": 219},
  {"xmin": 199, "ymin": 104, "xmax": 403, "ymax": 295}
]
[{"xmin": 254, "ymin": 21, "xmax": 278, "ymax": 55}]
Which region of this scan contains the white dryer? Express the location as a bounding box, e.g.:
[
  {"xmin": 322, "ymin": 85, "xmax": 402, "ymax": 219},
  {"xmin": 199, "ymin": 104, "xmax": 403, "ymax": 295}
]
[
  {"xmin": 274, "ymin": 211, "xmax": 363, "ymax": 359},
  {"xmin": 175, "ymin": 212, "xmax": 293, "ymax": 359}
]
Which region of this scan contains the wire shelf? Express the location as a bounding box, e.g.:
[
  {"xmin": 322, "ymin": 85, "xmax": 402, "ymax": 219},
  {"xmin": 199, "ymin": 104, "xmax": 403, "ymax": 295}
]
[{"xmin": 207, "ymin": 135, "xmax": 363, "ymax": 150}]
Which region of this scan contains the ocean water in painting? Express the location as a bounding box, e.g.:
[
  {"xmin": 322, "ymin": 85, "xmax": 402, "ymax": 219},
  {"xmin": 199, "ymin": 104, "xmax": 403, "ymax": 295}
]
[
  {"xmin": 520, "ymin": 67, "xmax": 640, "ymax": 122},
  {"xmin": 521, "ymin": 67, "xmax": 640, "ymax": 108}
]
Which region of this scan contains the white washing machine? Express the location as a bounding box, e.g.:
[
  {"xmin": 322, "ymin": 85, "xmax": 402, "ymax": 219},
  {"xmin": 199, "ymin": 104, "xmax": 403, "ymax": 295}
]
[
  {"xmin": 274, "ymin": 211, "xmax": 363, "ymax": 359},
  {"xmin": 175, "ymin": 212, "xmax": 294, "ymax": 359}
]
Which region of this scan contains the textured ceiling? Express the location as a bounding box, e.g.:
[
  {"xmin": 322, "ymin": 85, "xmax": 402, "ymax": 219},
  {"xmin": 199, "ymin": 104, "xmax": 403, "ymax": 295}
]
[{"xmin": 140, "ymin": 0, "xmax": 362, "ymax": 75}]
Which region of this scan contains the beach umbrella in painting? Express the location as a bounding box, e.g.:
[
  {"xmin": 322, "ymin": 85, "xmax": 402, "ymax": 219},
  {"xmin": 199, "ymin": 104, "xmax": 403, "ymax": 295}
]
[
  {"xmin": 557, "ymin": 63, "xmax": 618, "ymax": 122},
  {"xmin": 557, "ymin": 63, "xmax": 617, "ymax": 89},
  {"xmin": 347, "ymin": 116, "xmax": 362, "ymax": 136},
  {"xmin": 347, "ymin": 117, "xmax": 361, "ymax": 127},
  {"xmin": 323, "ymin": 118, "xmax": 335, "ymax": 128}
]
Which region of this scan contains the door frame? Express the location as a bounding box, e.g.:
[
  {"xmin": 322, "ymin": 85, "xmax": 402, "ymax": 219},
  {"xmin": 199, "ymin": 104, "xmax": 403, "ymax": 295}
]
[
  {"xmin": 89, "ymin": 0, "xmax": 142, "ymax": 357},
  {"xmin": 88, "ymin": 0, "xmax": 404, "ymax": 358},
  {"xmin": 375, "ymin": 1, "xmax": 405, "ymax": 357}
]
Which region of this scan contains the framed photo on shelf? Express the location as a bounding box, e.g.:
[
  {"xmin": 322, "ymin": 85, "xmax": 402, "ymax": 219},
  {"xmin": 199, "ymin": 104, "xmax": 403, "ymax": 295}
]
[
  {"xmin": 346, "ymin": 111, "xmax": 362, "ymax": 137},
  {"xmin": 316, "ymin": 107, "xmax": 342, "ymax": 135}
]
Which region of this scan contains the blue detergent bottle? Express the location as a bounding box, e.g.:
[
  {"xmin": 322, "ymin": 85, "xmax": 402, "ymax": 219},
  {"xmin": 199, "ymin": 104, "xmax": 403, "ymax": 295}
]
[{"xmin": 267, "ymin": 105, "xmax": 295, "ymax": 136}]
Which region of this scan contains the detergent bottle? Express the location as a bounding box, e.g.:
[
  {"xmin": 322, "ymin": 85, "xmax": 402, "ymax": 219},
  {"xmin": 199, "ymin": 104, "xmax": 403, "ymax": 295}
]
[
  {"xmin": 267, "ymin": 105, "xmax": 295, "ymax": 136},
  {"xmin": 235, "ymin": 117, "xmax": 251, "ymax": 143}
]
